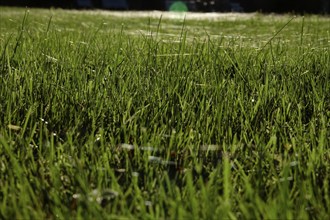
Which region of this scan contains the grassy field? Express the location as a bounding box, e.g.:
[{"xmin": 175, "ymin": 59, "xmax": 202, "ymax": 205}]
[{"xmin": 0, "ymin": 7, "xmax": 329, "ymax": 219}]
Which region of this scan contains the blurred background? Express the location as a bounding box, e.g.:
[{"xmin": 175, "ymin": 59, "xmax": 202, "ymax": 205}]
[{"xmin": 0, "ymin": 0, "xmax": 329, "ymax": 14}]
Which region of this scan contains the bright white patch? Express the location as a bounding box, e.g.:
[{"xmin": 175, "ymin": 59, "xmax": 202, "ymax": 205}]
[{"xmin": 81, "ymin": 10, "xmax": 257, "ymax": 21}]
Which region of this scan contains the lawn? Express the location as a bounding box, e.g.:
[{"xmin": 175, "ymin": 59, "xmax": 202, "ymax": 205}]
[{"xmin": 0, "ymin": 7, "xmax": 329, "ymax": 219}]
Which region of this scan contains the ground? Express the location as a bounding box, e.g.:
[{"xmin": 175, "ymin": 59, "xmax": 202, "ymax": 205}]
[{"xmin": 0, "ymin": 7, "xmax": 329, "ymax": 219}]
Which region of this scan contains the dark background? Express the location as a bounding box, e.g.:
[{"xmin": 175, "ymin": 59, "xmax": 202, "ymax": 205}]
[{"xmin": 0, "ymin": 0, "xmax": 329, "ymax": 14}]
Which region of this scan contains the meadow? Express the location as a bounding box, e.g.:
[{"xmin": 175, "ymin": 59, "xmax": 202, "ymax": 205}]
[{"xmin": 0, "ymin": 7, "xmax": 329, "ymax": 219}]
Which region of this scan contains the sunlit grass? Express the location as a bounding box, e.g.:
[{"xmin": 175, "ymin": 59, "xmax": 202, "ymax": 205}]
[{"xmin": 0, "ymin": 7, "xmax": 329, "ymax": 219}]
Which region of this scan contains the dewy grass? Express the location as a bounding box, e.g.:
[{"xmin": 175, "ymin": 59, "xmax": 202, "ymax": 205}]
[{"xmin": 0, "ymin": 7, "xmax": 329, "ymax": 219}]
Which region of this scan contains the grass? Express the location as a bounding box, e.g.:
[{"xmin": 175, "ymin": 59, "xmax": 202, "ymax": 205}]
[{"xmin": 0, "ymin": 7, "xmax": 329, "ymax": 219}]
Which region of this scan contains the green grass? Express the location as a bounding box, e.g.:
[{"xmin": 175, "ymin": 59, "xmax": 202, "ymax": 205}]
[{"xmin": 0, "ymin": 7, "xmax": 329, "ymax": 219}]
